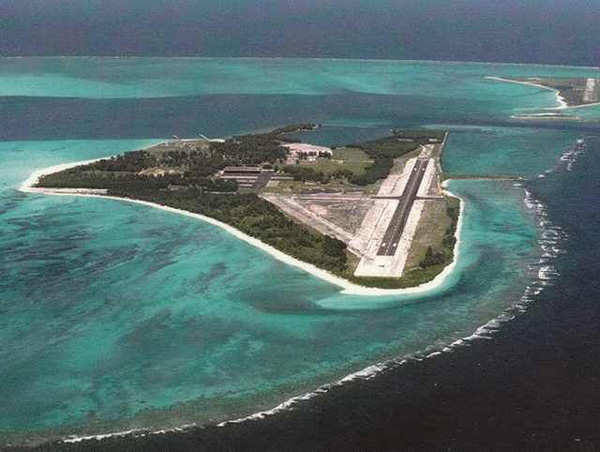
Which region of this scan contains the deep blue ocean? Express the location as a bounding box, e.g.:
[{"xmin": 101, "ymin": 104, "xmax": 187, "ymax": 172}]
[
  {"xmin": 2, "ymin": 0, "xmax": 599, "ymax": 67},
  {"xmin": 1, "ymin": 58, "xmax": 600, "ymax": 451}
]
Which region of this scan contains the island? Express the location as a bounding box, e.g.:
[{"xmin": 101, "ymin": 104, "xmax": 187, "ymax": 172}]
[
  {"xmin": 28, "ymin": 125, "xmax": 461, "ymax": 292},
  {"xmin": 487, "ymin": 75, "xmax": 600, "ymax": 119}
]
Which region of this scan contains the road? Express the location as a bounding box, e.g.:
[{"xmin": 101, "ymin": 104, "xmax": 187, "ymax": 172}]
[{"xmin": 377, "ymin": 159, "xmax": 429, "ymax": 256}]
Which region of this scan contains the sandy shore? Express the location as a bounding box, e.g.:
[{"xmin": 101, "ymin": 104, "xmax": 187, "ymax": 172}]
[
  {"xmin": 485, "ymin": 76, "xmax": 569, "ymax": 109},
  {"xmin": 564, "ymin": 101, "xmax": 600, "ymax": 110},
  {"xmin": 19, "ymin": 159, "xmax": 464, "ymax": 297}
]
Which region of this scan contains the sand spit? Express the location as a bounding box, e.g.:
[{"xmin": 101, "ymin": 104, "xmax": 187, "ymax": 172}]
[
  {"xmin": 19, "ymin": 159, "xmax": 464, "ymax": 297},
  {"xmin": 485, "ymin": 76, "xmax": 569, "ymax": 109}
]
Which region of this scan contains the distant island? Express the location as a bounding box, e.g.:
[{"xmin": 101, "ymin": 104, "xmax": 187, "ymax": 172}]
[
  {"xmin": 487, "ymin": 75, "xmax": 600, "ymax": 120},
  {"xmin": 27, "ymin": 125, "xmax": 461, "ymax": 292}
]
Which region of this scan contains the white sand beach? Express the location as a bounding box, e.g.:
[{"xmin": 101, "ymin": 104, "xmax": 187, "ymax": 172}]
[
  {"xmin": 19, "ymin": 159, "xmax": 464, "ymax": 297},
  {"xmin": 485, "ymin": 76, "xmax": 569, "ymax": 109}
]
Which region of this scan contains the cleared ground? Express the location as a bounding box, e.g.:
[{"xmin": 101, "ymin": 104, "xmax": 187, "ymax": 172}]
[
  {"xmin": 304, "ymin": 147, "xmax": 372, "ymax": 175},
  {"xmin": 262, "ymin": 179, "xmax": 359, "ymax": 194},
  {"xmin": 293, "ymin": 195, "xmax": 374, "ymax": 235}
]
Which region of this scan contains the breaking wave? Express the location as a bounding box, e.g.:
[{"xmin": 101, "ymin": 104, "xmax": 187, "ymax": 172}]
[
  {"xmin": 56, "ymin": 184, "xmax": 569, "ymax": 448},
  {"xmin": 213, "ymin": 185, "xmax": 567, "ymax": 429},
  {"xmin": 539, "ymin": 138, "xmax": 587, "ymax": 179}
]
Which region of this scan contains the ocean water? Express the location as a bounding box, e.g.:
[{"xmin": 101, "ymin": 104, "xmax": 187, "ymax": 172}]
[
  {"xmin": 1, "ymin": 58, "xmax": 599, "ymax": 448},
  {"xmin": 3, "ymin": 1, "xmax": 599, "ymax": 67}
]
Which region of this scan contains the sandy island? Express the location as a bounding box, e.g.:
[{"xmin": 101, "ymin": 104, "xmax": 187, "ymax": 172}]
[{"xmin": 19, "ymin": 159, "xmax": 464, "ymax": 297}]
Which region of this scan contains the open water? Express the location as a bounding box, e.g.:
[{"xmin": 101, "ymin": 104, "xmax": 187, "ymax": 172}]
[{"xmin": 1, "ymin": 58, "xmax": 599, "ymax": 449}]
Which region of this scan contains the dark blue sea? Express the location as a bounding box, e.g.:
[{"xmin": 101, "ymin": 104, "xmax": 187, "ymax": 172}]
[{"xmin": 2, "ymin": 0, "xmax": 599, "ymax": 67}]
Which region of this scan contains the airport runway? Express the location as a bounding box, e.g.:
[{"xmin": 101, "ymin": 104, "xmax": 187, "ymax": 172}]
[{"xmin": 377, "ymin": 159, "xmax": 429, "ymax": 256}]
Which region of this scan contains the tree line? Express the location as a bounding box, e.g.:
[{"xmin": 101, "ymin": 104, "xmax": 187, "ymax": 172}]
[
  {"xmin": 110, "ymin": 189, "xmax": 348, "ymax": 273},
  {"xmin": 348, "ymin": 133, "xmax": 442, "ymax": 186}
]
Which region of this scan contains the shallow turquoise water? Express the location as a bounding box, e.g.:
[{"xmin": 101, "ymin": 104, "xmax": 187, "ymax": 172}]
[
  {"xmin": 439, "ymin": 125, "xmax": 580, "ymax": 177},
  {"xmin": 1, "ymin": 58, "xmax": 599, "ymax": 102},
  {"xmin": 0, "ymin": 58, "xmax": 598, "ymax": 442}
]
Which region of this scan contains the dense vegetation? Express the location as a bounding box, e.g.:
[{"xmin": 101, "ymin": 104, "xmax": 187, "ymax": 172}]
[
  {"xmin": 38, "ymin": 168, "xmax": 238, "ymax": 192},
  {"xmin": 349, "ymin": 131, "xmax": 445, "ymax": 186},
  {"xmin": 35, "ymin": 125, "xmax": 453, "ymax": 283},
  {"xmin": 419, "ymin": 202, "xmax": 459, "ymax": 269},
  {"xmin": 38, "ymin": 126, "xmax": 316, "ymax": 191},
  {"xmin": 270, "ymin": 123, "xmax": 320, "ymax": 139},
  {"xmin": 282, "ymin": 166, "xmax": 354, "ymax": 183},
  {"xmin": 36, "ymin": 124, "xmax": 350, "ymax": 274},
  {"xmin": 111, "ymin": 189, "xmax": 348, "ymax": 273}
]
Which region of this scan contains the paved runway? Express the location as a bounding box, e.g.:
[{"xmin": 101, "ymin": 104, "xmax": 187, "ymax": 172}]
[{"xmin": 377, "ymin": 159, "xmax": 429, "ymax": 256}]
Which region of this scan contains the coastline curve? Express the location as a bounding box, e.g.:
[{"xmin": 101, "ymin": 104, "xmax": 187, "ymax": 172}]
[{"xmin": 19, "ymin": 159, "xmax": 464, "ymax": 297}]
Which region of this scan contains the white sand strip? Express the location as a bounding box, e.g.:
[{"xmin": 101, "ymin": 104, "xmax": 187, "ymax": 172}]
[
  {"xmin": 488, "ymin": 76, "xmax": 600, "ymax": 111},
  {"xmin": 19, "ymin": 160, "xmax": 464, "ymax": 297},
  {"xmin": 485, "ymin": 76, "xmax": 568, "ymax": 109}
]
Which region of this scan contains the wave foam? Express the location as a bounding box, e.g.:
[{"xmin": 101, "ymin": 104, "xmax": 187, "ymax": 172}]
[
  {"xmin": 538, "ymin": 138, "xmax": 587, "ymax": 179},
  {"xmin": 559, "ymin": 139, "xmax": 587, "ymax": 172},
  {"xmin": 216, "ymin": 184, "xmax": 567, "ymax": 429},
  {"xmin": 34, "ymin": 170, "xmax": 564, "ymax": 446}
]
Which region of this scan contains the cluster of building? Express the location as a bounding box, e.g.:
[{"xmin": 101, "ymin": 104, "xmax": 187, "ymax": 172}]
[
  {"xmin": 283, "ymin": 143, "xmax": 333, "ymax": 165},
  {"xmin": 216, "ymin": 142, "xmax": 334, "ymax": 190},
  {"xmin": 217, "ymin": 166, "xmax": 292, "ymax": 190}
]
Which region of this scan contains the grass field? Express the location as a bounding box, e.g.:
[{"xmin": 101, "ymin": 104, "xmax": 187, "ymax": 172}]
[
  {"xmin": 404, "ymin": 198, "xmax": 452, "ymax": 270},
  {"xmin": 309, "ymin": 147, "xmax": 372, "ymax": 176}
]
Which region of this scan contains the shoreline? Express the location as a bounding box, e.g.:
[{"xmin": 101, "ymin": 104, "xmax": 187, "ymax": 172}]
[
  {"xmin": 487, "ymin": 76, "xmax": 600, "ymax": 112},
  {"xmin": 7, "ymin": 178, "xmax": 548, "ymax": 449},
  {"xmin": 19, "ymin": 158, "xmax": 465, "ymax": 297},
  {"xmin": 485, "ymin": 76, "xmax": 569, "ymax": 109}
]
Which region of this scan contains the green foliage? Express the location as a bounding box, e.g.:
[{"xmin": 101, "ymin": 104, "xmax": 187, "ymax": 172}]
[
  {"xmin": 420, "ymin": 201, "xmax": 459, "ymax": 269},
  {"xmin": 282, "ymin": 166, "xmax": 330, "ymax": 183},
  {"xmin": 419, "ymin": 246, "xmax": 446, "ymax": 268},
  {"xmin": 330, "ymin": 168, "xmax": 354, "ymax": 180},
  {"xmin": 33, "ymin": 126, "xmax": 453, "ymax": 286},
  {"xmin": 210, "ymin": 134, "xmax": 287, "ymax": 166},
  {"xmin": 36, "ymin": 126, "xmax": 310, "ymax": 192},
  {"xmin": 391, "ymin": 130, "xmax": 445, "ymax": 141},
  {"xmin": 37, "ymin": 169, "xmax": 238, "ymax": 193},
  {"xmin": 109, "ymin": 189, "xmax": 348, "ymax": 273},
  {"xmin": 270, "ymin": 123, "xmax": 319, "ymax": 139},
  {"xmin": 348, "ymin": 132, "xmax": 443, "ymax": 186},
  {"xmin": 443, "ymin": 204, "xmax": 460, "ymax": 248},
  {"xmin": 94, "ymin": 151, "xmax": 158, "ymax": 171}
]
